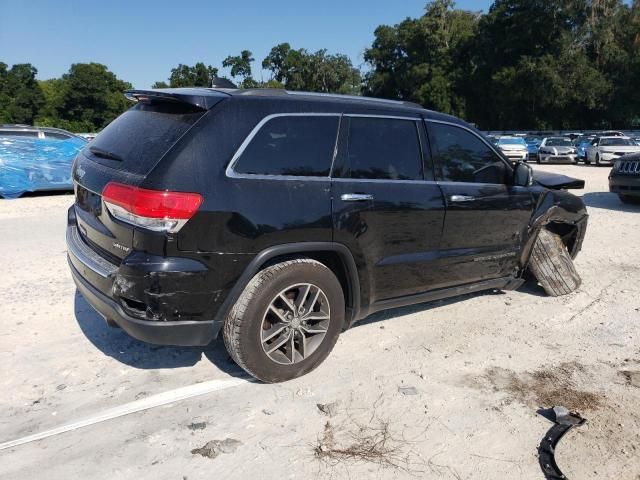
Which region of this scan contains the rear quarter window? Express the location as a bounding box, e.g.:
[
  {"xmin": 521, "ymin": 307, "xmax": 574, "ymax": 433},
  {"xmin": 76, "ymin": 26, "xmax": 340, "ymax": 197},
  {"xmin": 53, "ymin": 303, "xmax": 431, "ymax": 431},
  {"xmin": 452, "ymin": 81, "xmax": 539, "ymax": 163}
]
[{"xmin": 232, "ymin": 115, "xmax": 340, "ymax": 177}]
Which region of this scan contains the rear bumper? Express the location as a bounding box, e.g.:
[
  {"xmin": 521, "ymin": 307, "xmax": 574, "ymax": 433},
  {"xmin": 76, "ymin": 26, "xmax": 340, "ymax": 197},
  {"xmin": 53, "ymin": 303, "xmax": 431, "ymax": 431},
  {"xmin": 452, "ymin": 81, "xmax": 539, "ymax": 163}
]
[
  {"xmin": 66, "ymin": 210, "xmax": 222, "ymax": 346},
  {"xmin": 609, "ymin": 175, "xmax": 640, "ymax": 197},
  {"xmin": 69, "ymin": 258, "xmax": 220, "ymax": 346}
]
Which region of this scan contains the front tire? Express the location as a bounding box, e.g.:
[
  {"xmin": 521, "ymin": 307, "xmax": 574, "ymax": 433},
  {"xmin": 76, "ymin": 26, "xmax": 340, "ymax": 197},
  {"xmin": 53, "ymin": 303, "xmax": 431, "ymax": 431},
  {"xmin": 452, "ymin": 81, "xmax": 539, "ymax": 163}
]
[
  {"xmin": 223, "ymin": 259, "xmax": 345, "ymax": 383},
  {"xmin": 528, "ymin": 229, "xmax": 581, "ymax": 297}
]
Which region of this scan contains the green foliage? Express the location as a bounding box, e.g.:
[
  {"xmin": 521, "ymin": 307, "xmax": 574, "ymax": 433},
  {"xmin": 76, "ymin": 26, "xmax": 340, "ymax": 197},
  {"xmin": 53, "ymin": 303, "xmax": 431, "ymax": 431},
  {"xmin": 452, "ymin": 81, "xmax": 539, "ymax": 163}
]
[
  {"xmin": 1, "ymin": 1, "xmax": 638, "ymax": 132},
  {"xmin": 154, "ymin": 63, "xmax": 219, "ymax": 88},
  {"xmin": 364, "ymin": 0, "xmax": 640, "ymax": 129},
  {"xmin": 263, "ymin": 43, "xmax": 361, "ymax": 93},
  {"xmin": 223, "ymin": 50, "xmax": 258, "ymax": 88},
  {"xmin": 0, "ymin": 63, "xmax": 45, "ymax": 124},
  {"xmin": 54, "ymin": 63, "xmax": 132, "ymax": 132}
]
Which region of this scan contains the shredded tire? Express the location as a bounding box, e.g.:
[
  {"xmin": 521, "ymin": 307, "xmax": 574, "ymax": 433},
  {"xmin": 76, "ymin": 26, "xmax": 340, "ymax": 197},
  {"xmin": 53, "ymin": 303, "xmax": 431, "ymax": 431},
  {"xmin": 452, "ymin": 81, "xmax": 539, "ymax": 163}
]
[{"xmin": 529, "ymin": 229, "xmax": 581, "ymax": 296}]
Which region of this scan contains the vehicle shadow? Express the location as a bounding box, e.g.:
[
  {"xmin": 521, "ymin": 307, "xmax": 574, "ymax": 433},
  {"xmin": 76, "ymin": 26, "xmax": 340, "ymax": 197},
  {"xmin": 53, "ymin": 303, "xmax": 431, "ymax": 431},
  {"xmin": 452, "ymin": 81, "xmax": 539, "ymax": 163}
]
[
  {"xmin": 74, "ymin": 291, "xmax": 244, "ymax": 377},
  {"xmin": 19, "ymin": 190, "xmax": 74, "ymax": 198},
  {"xmin": 355, "ymin": 280, "xmax": 545, "ymax": 328},
  {"xmin": 582, "ymin": 192, "xmax": 640, "ymax": 213}
]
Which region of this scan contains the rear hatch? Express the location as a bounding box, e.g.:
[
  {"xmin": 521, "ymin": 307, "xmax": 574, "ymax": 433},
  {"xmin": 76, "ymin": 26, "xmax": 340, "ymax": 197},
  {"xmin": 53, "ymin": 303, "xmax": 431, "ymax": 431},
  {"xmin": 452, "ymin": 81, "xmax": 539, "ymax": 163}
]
[{"xmin": 72, "ymin": 88, "xmax": 227, "ymax": 262}]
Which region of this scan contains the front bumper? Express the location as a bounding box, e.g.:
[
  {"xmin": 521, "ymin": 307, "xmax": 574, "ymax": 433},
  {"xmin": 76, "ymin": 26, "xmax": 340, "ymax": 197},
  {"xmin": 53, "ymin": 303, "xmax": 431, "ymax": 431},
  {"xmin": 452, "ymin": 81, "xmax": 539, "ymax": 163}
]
[
  {"xmin": 67, "ymin": 221, "xmax": 221, "ymax": 346},
  {"xmin": 609, "ymin": 174, "xmax": 640, "ymax": 197},
  {"xmin": 502, "ymin": 151, "xmax": 528, "ymax": 162},
  {"xmin": 539, "ymin": 154, "xmax": 578, "ymax": 164}
]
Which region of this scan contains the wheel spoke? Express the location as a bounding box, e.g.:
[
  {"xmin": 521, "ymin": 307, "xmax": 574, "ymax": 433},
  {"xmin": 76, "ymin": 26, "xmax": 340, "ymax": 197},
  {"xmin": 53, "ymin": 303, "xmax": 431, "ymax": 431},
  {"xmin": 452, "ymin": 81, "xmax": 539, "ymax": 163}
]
[
  {"xmin": 295, "ymin": 284, "xmax": 311, "ymax": 310},
  {"xmin": 288, "ymin": 330, "xmax": 296, "ymax": 364},
  {"xmin": 278, "ymin": 293, "xmax": 296, "ymax": 314},
  {"xmin": 303, "ymin": 313, "xmax": 330, "ymax": 321},
  {"xmin": 262, "ymin": 323, "xmax": 288, "ymax": 343},
  {"xmin": 298, "ymin": 330, "xmax": 307, "ymax": 358},
  {"xmin": 306, "ymin": 288, "xmax": 321, "ymax": 312},
  {"xmin": 301, "ymin": 326, "xmax": 328, "ymax": 334},
  {"xmin": 266, "ymin": 331, "xmax": 292, "ymax": 355},
  {"xmin": 268, "ymin": 305, "xmax": 289, "ymax": 323}
]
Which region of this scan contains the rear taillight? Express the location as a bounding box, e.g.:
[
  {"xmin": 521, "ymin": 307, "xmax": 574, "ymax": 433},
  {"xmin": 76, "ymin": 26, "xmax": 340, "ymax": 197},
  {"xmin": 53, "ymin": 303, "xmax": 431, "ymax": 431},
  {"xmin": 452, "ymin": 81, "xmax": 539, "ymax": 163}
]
[{"xmin": 102, "ymin": 182, "xmax": 203, "ymax": 233}]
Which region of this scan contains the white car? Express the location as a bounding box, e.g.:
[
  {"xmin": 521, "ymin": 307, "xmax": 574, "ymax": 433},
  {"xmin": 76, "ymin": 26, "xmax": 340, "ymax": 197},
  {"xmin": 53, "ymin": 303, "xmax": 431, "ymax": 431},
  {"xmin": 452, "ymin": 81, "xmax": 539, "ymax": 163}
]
[
  {"xmin": 585, "ymin": 136, "xmax": 640, "ymax": 166},
  {"xmin": 496, "ymin": 136, "xmax": 529, "ymax": 162},
  {"xmin": 537, "ymin": 137, "xmax": 578, "ymax": 164}
]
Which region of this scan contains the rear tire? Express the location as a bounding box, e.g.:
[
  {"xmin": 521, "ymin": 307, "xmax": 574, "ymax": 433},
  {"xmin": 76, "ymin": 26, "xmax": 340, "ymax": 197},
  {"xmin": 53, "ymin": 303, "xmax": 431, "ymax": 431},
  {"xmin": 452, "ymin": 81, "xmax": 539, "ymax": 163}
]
[
  {"xmin": 528, "ymin": 229, "xmax": 581, "ymax": 297},
  {"xmin": 223, "ymin": 259, "xmax": 345, "ymax": 383}
]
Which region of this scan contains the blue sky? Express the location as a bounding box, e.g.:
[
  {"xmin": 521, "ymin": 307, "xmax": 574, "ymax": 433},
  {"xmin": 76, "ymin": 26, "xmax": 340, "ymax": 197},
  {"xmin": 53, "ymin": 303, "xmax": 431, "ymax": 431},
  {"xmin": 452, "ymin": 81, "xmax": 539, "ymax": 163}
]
[{"xmin": 1, "ymin": 0, "xmax": 492, "ymax": 89}]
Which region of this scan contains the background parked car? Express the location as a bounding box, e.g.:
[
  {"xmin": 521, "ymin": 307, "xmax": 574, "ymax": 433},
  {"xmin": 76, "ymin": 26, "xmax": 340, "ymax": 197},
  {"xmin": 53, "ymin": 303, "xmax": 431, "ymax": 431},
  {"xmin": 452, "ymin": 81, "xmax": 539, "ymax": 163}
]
[
  {"xmin": 496, "ymin": 136, "xmax": 529, "ymax": 162},
  {"xmin": 574, "ymin": 135, "xmax": 595, "ymax": 163},
  {"xmin": 525, "ymin": 136, "xmax": 542, "ymax": 161},
  {"xmin": 0, "ymin": 125, "xmax": 86, "ymax": 199},
  {"xmin": 585, "ymin": 136, "xmax": 640, "ymax": 166},
  {"xmin": 609, "ymin": 153, "xmax": 640, "ymax": 203},
  {"xmin": 537, "ymin": 137, "xmax": 578, "ymax": 164}
]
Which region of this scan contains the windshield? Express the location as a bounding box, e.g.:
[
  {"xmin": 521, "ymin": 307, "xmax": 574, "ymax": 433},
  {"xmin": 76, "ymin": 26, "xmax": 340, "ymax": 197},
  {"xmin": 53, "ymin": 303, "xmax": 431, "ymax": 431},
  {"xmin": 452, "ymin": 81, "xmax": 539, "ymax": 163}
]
[
  {"xmin": 525, "ymin": 136, "xmax": 541, "ymax": 144},
  {"xmin": 498, "ymin": 138, "xmax": 526, "ymax": 146},
  {"xmin": 545, "ymin": 138, "xmax": 573, "ymax": 147},
  {"xmin": 600, "ymin": 138, "xmax": 635, "ymax": 147}
]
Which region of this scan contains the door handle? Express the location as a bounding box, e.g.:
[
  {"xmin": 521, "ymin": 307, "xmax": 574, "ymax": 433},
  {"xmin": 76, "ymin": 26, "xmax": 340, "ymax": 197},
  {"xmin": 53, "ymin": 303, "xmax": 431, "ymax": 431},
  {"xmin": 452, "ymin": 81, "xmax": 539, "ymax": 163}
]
[
  {"xmin": 341, "ymin": 193, "xmax": 374, "ymax": 202},
  {"xmin": 450, "ymin": 195, "xmax": 476, "ymax": 203}
]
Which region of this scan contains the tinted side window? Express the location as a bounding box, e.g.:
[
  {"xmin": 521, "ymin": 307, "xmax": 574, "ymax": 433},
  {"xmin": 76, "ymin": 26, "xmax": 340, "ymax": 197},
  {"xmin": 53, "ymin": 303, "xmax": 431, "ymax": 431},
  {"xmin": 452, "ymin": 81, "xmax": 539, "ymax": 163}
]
[
  {"xmin": 344, "ymin": 117, "xmax": 422, "ymax": 181},
  {"xmin": 428, "ymin": 123, "xmax": 507, "ymax": 184},
  {"xmin": 234, "ymin": 115, "xmax": 339, "ymax": 177}
]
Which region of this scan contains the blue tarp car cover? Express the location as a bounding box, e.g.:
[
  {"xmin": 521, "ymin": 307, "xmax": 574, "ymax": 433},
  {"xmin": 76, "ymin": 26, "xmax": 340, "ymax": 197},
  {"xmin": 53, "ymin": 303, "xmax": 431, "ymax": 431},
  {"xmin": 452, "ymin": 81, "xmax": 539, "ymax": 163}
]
[{"xmin": 0, "ymin": 134, "xmax": 86, "ymax": 199}]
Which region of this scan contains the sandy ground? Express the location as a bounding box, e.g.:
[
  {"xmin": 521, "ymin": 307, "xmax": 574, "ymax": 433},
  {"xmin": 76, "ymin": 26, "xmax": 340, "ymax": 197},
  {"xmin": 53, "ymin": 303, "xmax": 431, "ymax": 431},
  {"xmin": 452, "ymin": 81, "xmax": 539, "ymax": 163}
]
[{"xmin": 0, "ymin": 164, "xmax": 639, "ymax": 480}]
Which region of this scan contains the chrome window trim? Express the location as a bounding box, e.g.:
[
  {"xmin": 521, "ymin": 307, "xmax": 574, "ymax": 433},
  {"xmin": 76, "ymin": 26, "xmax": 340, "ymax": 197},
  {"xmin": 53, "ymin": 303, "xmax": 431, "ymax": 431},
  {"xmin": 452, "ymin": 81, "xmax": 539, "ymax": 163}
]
[
  {"xmin": 225, "ymin": 113, "xmax": 341, "ymax": 180},
  {"xmin": 332, "ymin": 178, "xmax": 438, "ymax": 185}
]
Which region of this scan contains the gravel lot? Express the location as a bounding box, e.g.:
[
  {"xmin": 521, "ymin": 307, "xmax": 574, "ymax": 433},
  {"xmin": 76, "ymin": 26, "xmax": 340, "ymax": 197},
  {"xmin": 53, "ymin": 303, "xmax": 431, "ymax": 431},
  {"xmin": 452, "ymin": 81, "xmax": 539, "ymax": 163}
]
[{"xmin": 1, "ymin": 164, "xmax": 639, "ymax": 479}]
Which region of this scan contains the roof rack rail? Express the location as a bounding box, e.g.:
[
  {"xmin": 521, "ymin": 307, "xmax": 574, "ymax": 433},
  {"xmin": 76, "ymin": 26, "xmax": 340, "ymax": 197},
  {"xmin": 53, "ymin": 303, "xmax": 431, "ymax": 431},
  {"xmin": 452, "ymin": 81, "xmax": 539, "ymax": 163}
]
[
  {"xmin": 286, "ymin": 91, "xmax": 422, "ymax": 108},
  {"xmin": 232, "ymin": 89, "xmax": 422, "ymax": 108}
]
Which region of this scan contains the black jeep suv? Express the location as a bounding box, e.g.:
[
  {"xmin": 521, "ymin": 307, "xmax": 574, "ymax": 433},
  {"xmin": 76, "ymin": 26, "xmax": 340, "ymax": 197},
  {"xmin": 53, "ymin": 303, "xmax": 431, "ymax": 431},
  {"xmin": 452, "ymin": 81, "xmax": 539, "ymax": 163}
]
[{"xmin": 67, "ymin": 88, "xmax": 588, "ymax": 382}]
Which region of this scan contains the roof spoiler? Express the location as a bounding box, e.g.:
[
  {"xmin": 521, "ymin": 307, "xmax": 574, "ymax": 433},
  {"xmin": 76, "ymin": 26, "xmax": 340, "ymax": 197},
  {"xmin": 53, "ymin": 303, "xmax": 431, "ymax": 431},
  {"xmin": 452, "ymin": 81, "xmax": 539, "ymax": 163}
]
[{"xmin": 124, "ymin": 88, "xmax": 230, "ymax": 110}]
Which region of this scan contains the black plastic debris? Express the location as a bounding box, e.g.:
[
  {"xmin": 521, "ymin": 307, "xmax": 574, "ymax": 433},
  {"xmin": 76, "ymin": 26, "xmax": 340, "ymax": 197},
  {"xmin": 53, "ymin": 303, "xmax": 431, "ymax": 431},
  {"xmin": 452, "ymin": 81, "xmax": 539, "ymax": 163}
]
[{"xmin": 537, "ymin": 406, "xmax": 587, "ymax": 480}]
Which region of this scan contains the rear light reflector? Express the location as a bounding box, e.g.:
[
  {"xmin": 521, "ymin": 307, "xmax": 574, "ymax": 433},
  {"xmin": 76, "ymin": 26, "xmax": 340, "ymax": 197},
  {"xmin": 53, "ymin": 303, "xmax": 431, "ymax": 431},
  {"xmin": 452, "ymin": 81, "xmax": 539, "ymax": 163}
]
[{"xmin": 102, "ymin": 182, "xmax": 203, "ymax": 233}]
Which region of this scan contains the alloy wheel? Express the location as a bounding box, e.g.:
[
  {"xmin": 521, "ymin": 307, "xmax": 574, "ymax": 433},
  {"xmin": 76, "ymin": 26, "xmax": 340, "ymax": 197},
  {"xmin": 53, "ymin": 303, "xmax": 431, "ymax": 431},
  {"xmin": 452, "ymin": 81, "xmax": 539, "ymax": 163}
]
[{"xmin": 260, "ymin": 283, "xmax": 330, "ymax": 365}]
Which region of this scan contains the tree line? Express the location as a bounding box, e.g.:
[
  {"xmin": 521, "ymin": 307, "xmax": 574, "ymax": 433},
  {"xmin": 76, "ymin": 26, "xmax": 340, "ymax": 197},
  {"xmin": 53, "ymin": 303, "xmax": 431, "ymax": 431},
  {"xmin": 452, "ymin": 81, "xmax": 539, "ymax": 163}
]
[{"xmin": 1, "ymin": 0, "xmax": 638, "ymax": 132}]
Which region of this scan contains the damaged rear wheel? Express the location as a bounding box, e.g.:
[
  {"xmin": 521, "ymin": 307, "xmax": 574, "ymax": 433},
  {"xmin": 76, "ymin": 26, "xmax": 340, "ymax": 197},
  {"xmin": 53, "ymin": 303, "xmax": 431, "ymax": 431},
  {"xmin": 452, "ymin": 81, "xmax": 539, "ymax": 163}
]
[{"xmin": 528, "ymin": 228, "xmax": 581, "ymax": 297}]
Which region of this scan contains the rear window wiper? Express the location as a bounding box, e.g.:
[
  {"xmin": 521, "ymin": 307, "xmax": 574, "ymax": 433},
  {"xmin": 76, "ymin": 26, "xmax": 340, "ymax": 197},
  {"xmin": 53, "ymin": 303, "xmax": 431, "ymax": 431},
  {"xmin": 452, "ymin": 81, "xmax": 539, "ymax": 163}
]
[{"xmin": 89, "ymin": 146, "xmax": 123, "ymax": 162}]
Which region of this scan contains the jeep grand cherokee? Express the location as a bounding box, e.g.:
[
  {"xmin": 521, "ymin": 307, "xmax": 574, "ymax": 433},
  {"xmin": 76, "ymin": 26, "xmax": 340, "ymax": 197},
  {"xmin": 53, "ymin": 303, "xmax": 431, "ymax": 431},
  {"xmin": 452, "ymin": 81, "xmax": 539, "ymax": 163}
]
[{"xmin": 67, "ymin": 88, "xmax": 588, "ymax": 382}]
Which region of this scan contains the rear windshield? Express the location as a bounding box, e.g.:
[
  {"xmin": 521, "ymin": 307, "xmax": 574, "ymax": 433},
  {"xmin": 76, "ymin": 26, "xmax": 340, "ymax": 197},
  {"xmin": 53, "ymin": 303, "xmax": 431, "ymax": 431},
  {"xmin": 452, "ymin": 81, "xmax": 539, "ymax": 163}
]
[{"xmin": 84, "ymin": 102, "xmax": 206, "ymax": 175}]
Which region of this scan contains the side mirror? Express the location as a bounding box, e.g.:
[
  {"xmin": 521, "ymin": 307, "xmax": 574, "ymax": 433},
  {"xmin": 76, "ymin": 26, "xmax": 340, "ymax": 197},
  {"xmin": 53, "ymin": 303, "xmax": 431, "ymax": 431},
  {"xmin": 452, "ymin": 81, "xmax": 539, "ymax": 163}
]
[{"xmin": 513, "ymin": 162, "xmax": 533, "ymax": 187}]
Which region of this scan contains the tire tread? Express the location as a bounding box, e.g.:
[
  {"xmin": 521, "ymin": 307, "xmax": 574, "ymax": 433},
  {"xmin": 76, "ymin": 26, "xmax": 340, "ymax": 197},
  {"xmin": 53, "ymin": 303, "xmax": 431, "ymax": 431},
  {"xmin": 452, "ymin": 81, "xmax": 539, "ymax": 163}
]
[{"xmin": 529, "ymin": 229, "xmax": 581, "ymax": 296}]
